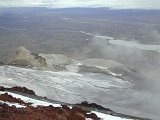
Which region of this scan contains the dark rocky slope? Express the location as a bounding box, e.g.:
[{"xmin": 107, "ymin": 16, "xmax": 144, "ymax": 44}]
[{"xmin": 0, "ymin": 86, "xmax": 152, "ymax": 120}]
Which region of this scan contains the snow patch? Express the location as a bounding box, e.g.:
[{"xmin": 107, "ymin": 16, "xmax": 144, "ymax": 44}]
[
  {"xmin": 0, "ymin": 100, "xmax": 26, "ymax": 108},
  {"xmin": 0, "ymin": 91, "xmax": 61, "ymax": 107},
  {"xmin": 91, "ymin": 111, "xmax": 134, "ymax": 120}
]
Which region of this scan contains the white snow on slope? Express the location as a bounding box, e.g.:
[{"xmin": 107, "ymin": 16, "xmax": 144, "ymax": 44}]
[
  {"xmin": 0, "ymin": 91, "xmax": 61, "ymax": 107},
  {"xmin": 0, "ymin": 100, "xmax": 26, "ymax": 108},
  {"xmin": 91, "ymin": 111, "xmax": 134, "ymax": 120}
]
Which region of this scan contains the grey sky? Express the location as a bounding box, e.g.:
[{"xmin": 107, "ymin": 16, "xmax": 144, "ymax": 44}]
[{"xmin": 0, "ymin": 0, "xmax": 160, "ymax": 9}]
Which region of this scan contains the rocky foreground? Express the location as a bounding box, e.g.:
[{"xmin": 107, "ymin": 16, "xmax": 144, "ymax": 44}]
[{"xmin": 0, "ymin": 86, "xmax": 151, "ymax": 120}]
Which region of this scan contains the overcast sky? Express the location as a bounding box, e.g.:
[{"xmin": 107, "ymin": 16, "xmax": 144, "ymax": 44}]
[{"xmin": 0, "ymin": 0, "xmax": 160, "ymax": 9}]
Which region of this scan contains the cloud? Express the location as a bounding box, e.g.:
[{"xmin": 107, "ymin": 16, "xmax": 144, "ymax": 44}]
[{"xmin": 0, "ymin": 0, "xmax": 159, "ymax": 9}]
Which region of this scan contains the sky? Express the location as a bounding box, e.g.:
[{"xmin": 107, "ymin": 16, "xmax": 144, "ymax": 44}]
[{"xmin": 0, "ymin": 0, "xmax": 160, "ymax": 9}]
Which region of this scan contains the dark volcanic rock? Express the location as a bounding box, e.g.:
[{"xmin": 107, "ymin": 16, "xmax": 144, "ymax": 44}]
[
  {"xmin": 6, "ymin": 86, "xmax": 36, "ymax": 95},
  {"xmin": 77, "ymin": 101, "xmax": 112, "ymax": 112},
  {"xmin": 86, "ymin": 113, "xmax": 101, "ymax": 120},
  {"xmin": 0, "ymin": 86, "xmax": 5, "ymax": 91}
]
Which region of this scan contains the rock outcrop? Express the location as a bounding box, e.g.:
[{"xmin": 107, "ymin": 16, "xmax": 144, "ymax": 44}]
[
  {"xmin": 9, "ymin": 47, "xmax": 47, "ymax": 68},
  {"xmin": 39, "ymin": 53, "xmax": 78, "ymax": 72},
  {"xmin": 8, "ymin": 47, "xmax": 144, "ymax": 81},
  {"xmin": 9, "ymin": 47, "xmax": 78, "ymax": 72},
  {"xmin": 8, "ymin": 47, "xmax": 143, "ymax": 80}
]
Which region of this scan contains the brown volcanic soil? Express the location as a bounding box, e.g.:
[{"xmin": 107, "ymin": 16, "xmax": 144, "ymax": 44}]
[
  {"xmin": 6, "ymin": 86, "xmax": 36, "ymax": 95},
  {"xmin": 0, "ymin": 104, "xmax": 100, "ymax": 120},
  {"xmin": 0, "ymin": 93, "xmax": 30, "ymax": 106},
  {"xmin": 0, "ymin": 86, "xmax": 100, "ymax": 120},
  {"xmin": 0, "ymin": 86, "xmax": 36, "ymax": 95}
]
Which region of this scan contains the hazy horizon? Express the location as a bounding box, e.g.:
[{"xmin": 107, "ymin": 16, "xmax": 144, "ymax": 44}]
[{"xmin": 0, "ymin": 0, "xmax": 160, "ymax": 9}]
